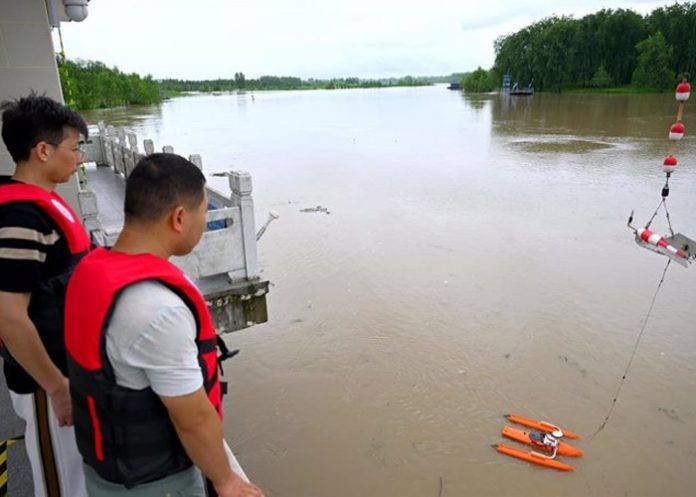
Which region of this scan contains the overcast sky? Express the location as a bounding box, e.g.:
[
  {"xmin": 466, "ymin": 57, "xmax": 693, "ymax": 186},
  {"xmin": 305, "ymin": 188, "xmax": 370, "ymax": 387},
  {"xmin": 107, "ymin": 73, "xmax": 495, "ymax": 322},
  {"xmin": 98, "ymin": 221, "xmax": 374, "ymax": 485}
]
[{"xmin": 57, "ymin": 0, "xmax": 668, "ymax": 80}]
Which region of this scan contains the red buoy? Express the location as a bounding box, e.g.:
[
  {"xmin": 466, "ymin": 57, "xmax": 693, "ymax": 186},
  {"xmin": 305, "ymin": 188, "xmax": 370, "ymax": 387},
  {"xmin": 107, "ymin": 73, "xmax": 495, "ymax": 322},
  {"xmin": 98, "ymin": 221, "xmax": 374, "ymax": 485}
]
[
  {"xmin": 676, "ymin": 82, "xmax": 691, "ymax": 101},
  {"xmin": 669, "ymin": 122, "xmax": 685, "ymax": 140},
  {"xmin": 663, "ymin": 155, "xmax": 677, "ymax": 174}
]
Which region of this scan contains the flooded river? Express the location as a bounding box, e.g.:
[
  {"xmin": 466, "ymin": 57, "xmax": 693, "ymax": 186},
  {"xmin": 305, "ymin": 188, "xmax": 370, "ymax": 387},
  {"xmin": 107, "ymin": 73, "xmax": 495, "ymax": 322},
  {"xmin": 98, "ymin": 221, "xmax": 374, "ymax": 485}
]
[{"xmin": 84, "ymin": 87, "xmax": 696, "ymax": 497}]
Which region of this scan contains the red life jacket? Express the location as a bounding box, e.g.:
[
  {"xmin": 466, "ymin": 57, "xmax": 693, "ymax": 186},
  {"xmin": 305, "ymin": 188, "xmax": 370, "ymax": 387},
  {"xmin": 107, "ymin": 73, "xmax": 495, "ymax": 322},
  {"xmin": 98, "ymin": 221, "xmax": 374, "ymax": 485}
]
[
  {"xmin": 0, "ymin": 182, "xmax": 90, "ymax": 391},
  {"xmin": 0, "ymin": 183, "xmax": 90, "ymax": 253},
  {"xmin": 65, "ymin": 247, "xmax": 222, "ymax": 487}
]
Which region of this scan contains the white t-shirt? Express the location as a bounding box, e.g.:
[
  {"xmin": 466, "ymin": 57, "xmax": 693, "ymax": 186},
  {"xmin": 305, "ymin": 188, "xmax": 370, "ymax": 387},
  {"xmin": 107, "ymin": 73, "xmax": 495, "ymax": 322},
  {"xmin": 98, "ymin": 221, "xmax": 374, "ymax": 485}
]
[{"xmin": 105, "ymin": 280, "xmax": 203, "ymax": 397}]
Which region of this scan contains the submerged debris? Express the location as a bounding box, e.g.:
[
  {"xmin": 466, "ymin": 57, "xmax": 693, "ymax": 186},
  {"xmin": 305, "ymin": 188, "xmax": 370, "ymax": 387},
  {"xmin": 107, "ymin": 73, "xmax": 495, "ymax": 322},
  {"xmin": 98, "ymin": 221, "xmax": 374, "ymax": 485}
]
[
  {"xmin": 657, "ymin": 407, "xmax": 684, "ymax": 423},
  {"xmin": 513, "ymin": 139, "xmax": 613, "ymax": 154}
]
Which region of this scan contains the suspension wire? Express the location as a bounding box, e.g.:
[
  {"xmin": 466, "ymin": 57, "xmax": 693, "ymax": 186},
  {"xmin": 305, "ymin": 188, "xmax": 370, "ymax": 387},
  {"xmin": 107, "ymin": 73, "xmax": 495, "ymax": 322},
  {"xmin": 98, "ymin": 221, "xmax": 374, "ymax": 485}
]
[
  {"xmin": 663, "ymin": 199, "xmax": 675, "ymax": 236},
  {"xmin": 644, "ymin": 198, "xmax": 664, "ymax": 229},
  {"xmin": 590, "ymin": 260, "xmax": 671, "ymax": 440},
  {"xmin": 643, "ymin": 197, "xmax": 675, "ymax": 236}
]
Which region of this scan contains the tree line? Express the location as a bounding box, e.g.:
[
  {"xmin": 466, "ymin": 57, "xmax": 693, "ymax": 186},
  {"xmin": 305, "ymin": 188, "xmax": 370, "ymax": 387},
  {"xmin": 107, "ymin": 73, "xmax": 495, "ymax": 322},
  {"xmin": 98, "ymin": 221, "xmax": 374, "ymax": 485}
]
[
  {"xmin": 59, "ymin": 58, "xmax": 161, "ymax": 109},
  {"xmin": 58, "ymin": 59, "xmax": 432, "ymax": 110},
  {"xmin": 462, "ymin": 2, "xmax": 696, "ymax": 93},
  {"xmin": 158, "ymin": 74, "xmax": 431, "ymax": 93}
]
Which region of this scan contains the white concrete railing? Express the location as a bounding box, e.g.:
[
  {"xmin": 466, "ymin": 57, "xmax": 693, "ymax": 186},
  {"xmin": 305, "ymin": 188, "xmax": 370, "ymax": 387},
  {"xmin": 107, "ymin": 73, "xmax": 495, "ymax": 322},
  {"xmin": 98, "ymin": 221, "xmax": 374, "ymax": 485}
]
[{"xmin": 80, "ymin": 122, "xmax": 260, "ymax": 283}]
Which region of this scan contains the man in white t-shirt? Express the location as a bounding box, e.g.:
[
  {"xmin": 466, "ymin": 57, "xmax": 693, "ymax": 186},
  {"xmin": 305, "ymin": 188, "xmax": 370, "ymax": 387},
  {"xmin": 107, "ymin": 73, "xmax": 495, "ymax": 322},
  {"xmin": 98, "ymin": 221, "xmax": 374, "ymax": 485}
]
[
  {"xmin": 106, "ymin": 280, "xmax": 204, "ymax": 403},
  {"xmin": 65, "ymin": 153, "xmax": 264, "ymax": 497}
]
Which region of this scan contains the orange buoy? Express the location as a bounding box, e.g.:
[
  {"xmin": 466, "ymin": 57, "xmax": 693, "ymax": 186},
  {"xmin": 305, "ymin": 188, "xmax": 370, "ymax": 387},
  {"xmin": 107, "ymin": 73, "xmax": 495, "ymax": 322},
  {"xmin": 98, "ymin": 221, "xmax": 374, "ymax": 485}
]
[
  {"xmin": 505, "ymin": 414, "xmax": 580, "ymax": 439},
  {"xmin": 494, "ymin": 444, "xmax": 575, "ymax": 471},
  {"xmin": 501, "ymin": 426, "xmax": 583, "ymax": 457}
]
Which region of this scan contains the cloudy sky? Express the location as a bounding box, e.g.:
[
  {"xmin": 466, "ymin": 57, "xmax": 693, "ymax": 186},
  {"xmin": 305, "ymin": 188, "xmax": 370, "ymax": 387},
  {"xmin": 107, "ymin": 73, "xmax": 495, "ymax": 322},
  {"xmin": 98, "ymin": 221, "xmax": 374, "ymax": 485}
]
[{"xmin": 58, "ymin": 0, "xmax": 668, "ymax": 80}]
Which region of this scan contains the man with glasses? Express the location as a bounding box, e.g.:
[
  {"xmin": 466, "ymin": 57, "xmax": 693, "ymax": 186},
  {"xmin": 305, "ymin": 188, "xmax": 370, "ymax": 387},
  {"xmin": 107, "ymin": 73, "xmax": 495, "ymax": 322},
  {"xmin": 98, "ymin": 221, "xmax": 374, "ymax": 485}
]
[{"xmin": 0, "ymin": 94, "xmax": 90, "ymax": 497}]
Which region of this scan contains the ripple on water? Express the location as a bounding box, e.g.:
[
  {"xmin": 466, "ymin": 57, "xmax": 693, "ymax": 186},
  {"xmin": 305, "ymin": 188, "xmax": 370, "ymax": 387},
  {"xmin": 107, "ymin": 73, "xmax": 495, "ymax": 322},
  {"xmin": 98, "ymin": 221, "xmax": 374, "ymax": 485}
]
[{"xmin": 512, "ymin": 138, "xmax": 615, "ymax": 153}]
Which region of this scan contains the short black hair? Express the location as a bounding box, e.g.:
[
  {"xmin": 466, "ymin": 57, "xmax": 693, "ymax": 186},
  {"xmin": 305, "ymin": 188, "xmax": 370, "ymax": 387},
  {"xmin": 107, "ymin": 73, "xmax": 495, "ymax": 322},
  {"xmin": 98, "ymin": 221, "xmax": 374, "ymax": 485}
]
[
  {"xmin": 125, "ymin": 153, "xmax": 206, "ymax": 222},
  {"xmin": 0, "ymin": 93, "xmax": 89, "ymax": 162}
]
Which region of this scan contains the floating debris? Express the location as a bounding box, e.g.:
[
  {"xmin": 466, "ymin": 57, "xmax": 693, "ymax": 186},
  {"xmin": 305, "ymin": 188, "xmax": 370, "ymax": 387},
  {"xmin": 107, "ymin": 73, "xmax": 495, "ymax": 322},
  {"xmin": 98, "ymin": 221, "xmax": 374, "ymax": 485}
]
[{"xmin": 300, "ymin": 205, "xmax": 331, "ymax": 214}]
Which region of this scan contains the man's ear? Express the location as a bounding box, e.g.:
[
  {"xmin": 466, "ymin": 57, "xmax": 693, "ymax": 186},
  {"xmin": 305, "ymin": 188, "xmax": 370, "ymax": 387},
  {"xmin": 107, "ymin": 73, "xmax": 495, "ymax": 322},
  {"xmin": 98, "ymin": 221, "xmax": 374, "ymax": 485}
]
[
  {"xmin": 171, "ymin": 205, "xmax": 186, "ymax": 233},
  {"xmin": 33, "ymin": 141, "xmax": 53, "ymax": 163}
]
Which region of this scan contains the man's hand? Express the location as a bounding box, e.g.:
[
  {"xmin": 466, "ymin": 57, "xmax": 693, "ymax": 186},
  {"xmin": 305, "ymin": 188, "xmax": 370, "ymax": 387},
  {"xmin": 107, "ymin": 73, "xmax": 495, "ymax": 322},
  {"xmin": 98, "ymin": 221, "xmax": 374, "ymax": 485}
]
[
  {"xmin": 215, "ymin": 475, "xmax": 265, "ymax": 497},
  {"xmin": 161, "ymin": 388, "xmax": 265, "ymax": 496},
  {"xmin": 0, "ymin": 291, "xmax": 69, "ymax": 420},
  {"xmin": 47, "ymin": 376, "xmax": 72, "ymax": 426}
]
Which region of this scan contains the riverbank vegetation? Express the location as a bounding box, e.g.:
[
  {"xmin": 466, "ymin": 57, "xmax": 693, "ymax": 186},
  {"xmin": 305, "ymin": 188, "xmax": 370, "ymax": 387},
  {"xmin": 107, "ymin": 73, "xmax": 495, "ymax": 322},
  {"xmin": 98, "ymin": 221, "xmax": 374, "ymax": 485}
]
[
  {"xmin": 466, "ymin": 2, "xmax": 696, "ymax": 93},
  {"xmin": 58, "ymin": 58, "xmax": 161, "ymax": 109},
  {"xmin": 158, "ymin": 74, "xmax": 431, "ymax": 93},
  {"xmin": 58, "ymin": 58, "xmax": 433, "ymax": 109}
]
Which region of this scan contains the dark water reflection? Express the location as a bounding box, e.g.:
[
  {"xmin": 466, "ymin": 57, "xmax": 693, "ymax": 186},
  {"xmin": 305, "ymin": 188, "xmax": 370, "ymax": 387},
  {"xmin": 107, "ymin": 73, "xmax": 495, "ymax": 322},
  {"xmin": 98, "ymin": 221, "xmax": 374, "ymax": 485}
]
[{"xmin": 88, "ymin": 87, "xmax": 696, "ymax": 497}]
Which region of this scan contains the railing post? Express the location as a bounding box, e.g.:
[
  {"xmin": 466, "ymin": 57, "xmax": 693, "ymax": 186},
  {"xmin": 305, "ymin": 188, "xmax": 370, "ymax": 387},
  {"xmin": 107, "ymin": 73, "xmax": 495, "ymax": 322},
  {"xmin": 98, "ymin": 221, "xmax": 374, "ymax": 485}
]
[
  {"xmin": 96, "ymin": 121, "xmax": 108, "ymax": 166},
  {"xmin": 189, "ymin": 154, "xmax": 202, "ymax": 170},
  {"xmin": 162, "ymin": 145, "xmax": 174, "ymax": 154},
  {"xmin": 144, "ymin": 139, "xmax": 155, "ymax": 155},
  {"xmin": 112, "ymin": 133, "xmax": 123, "ymax": 175},
  {"xmin": 118, "ymin": 129, "xmax": 129, "ymax": 176},
  {"xmin": 229, "ymin": 171, "xmax": 258, "ymax": 279},
  {"xmin": 125, "ymin": 132, "xmax": 139, "ymax": 177},
  {"xmin": 104, "ymin": 125, "xmax": 116, "ymax": 169},
  {"xmin": 133, "ymin": 152, "xmax": 144, "ymax": 167}
]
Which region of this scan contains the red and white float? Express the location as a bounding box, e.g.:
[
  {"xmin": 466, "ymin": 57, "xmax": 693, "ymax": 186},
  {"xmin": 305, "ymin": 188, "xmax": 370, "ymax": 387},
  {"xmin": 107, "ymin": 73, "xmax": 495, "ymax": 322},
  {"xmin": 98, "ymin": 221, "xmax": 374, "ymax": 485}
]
[
  {"xmin": 669, "ymin": 122, "xmax": 685, "ymax": 140},
  {"xmin": 676, "ymin": 82, "xmax": 690, "ymax": 101}
]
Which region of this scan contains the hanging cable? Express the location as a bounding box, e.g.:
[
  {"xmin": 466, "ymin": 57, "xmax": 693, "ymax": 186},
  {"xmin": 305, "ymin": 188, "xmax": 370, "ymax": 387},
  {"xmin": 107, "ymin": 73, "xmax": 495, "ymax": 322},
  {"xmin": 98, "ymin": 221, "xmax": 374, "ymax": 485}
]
[
  {"xmin": 664, "ymin": 200, "xmax": 675, "ymax": 236},
  {"xmin": 590, "ymin": 260, "xmax": 671, "ymax": 440},
  {"xmin": 643, "ymin": 198, "xmax": 675, "ymax": 236},
  {"xmin": 644, "ymin": 199, "xmax": 664, "ymax": 230}
]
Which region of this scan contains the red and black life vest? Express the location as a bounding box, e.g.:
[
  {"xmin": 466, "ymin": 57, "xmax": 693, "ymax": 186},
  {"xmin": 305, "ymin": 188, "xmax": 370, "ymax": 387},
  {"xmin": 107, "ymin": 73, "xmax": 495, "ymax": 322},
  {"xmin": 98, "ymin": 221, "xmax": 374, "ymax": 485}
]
[
  {"xmin": 0, "ymin": 183, "xmax": 90, "ymax": 253},
  {"xmin": 0, "ymin": 182, "xmax": 90, "ymax": 391},
  {"xmin": 65, "ymin": 247, "xmax": 222, "ymax": 487}
]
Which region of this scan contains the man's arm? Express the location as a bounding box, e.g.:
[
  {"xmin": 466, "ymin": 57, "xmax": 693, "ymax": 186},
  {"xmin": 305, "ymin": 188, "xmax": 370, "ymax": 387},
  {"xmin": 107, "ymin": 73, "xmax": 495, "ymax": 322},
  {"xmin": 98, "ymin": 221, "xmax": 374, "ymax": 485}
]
[
  {"xmin": 159, "ymin": 388, "xmax": 264, "ymax": 497},
  {"xmin": 0, "ymin": 291, "xmax": 72, "ymax": 425}
]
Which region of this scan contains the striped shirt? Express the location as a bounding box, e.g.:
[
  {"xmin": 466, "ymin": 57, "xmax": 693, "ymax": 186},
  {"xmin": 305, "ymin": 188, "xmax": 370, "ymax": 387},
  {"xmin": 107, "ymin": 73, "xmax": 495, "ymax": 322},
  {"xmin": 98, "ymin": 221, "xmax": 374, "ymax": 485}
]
[{"xmin": 0, "ymin": 177, "xmax": 71, "ymax": 293}]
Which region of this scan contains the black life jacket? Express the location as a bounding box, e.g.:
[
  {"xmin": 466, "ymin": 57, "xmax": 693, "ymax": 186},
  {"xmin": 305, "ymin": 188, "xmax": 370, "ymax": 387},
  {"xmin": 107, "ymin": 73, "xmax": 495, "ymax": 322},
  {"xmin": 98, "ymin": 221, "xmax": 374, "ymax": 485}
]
[
  {"xmin": 0, "ymin": 183, "xmax": 90, "ymax": 390},
  {"xmin": 65, "ymin": 247, "xmax": 223, "ymax": 487}
]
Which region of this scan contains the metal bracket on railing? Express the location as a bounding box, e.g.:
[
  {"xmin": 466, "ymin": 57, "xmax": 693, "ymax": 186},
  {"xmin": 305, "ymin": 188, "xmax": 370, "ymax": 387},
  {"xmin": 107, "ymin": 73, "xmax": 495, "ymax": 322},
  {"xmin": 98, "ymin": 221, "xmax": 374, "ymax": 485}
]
[{"xmin": 256, "ymin": 210, "xmax": 279, "ymax": 241}]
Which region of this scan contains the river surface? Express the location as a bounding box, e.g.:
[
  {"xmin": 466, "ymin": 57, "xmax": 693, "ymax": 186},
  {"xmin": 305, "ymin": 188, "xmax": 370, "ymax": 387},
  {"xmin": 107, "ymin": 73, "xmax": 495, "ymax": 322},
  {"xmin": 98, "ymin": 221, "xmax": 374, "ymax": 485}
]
[{"xmin": 84, "ymin": 87, "xmax": 696, "ymax": 497}]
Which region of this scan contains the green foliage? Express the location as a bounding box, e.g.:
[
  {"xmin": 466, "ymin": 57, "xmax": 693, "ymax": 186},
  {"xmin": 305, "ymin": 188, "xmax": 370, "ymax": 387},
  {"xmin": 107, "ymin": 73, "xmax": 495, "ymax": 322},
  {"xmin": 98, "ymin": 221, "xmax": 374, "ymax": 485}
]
[
  {"xmin": 632, "ymin": 31, "xmax": 675, "ymax": 90},
  {"xmin": 58, "ymin": 59, "xmax": 161, "ymax": 110},
  {"xmin": 234, "ymin": 72, "xmax": 246, "ymax": 89},
  {"xmin": 589, "ymin": 64, "xmax": 612, "ymax": 88},
  {"xmin": 646, "ymin": 3, "xmax": 696, "ymax": 78},
  {"xmin": 59, "ymin": 60, "xmax": 431, "ymax": 108},
  {"xmin": 492, "ymin": 4, "xmax": 694, "ymax": 92},
  {"xmin": 461, "ymin": 67, "xmax": 496, "ymax": 92},
  {"xmin": 422, "ymin": 73, "xmax": 466, "ymax": 83},
  {"xmin": 158, "ymin": 75, "xmax": 430, "ymax": 93}
]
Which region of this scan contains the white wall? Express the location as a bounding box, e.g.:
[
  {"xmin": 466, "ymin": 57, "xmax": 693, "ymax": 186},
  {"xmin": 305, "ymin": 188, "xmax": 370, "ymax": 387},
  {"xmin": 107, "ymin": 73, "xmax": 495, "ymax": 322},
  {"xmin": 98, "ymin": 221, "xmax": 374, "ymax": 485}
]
[{"xmin": 0, "ymin": 0, "xmax": 79, "ymax": 209}]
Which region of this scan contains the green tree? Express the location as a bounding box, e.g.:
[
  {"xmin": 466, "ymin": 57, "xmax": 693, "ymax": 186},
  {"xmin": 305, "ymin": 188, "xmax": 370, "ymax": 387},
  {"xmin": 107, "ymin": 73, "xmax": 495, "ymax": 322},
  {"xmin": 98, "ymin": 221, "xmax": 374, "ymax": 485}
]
[
  {"xmin": 632, "ymin": 31, "xmax": 675, "ymax": 90},
  {"xmin": 234, "ymin": 72, "xmax": 246, "ymax": 89},
  {"xmin": 589, "ymin": 64, "xmax": 612, "ymax": 87},
  {"xmin": 647, "ymin": 3, "xmax": 696, "ymax": 79},
  {"xmin": 493, "ymin": 7, "xmax": 650, "ymax": 91},
  {"xmin": 461, "ymin": 67, "xmax": 495, "ymax": 92},
  {"xmin": 57, "ymin": 58, "xmax": 161, "ymax": 110}
]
